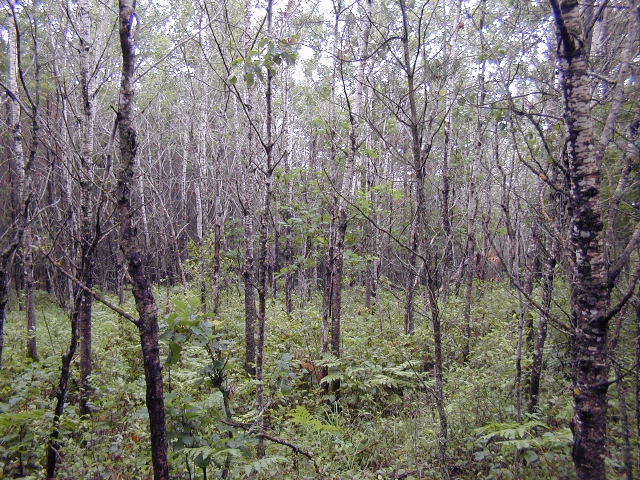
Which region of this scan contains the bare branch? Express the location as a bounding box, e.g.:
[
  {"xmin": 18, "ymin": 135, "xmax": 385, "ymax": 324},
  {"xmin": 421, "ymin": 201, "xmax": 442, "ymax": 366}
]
[{"xmin": 41, "ymin": 249, "xmax": 138, "ymax": 325}]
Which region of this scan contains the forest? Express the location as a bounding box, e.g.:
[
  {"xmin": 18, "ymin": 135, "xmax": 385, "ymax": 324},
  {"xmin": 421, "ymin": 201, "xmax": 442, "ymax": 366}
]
[{"xmin": 0, "ymin": 0, "xmax": 639, "ymax": 478}]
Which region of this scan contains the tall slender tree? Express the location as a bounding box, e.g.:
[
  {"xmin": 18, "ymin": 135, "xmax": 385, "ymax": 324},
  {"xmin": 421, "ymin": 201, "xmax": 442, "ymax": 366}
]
[
  {"xmin": 0, "ymin": 6, "xmax": 26, "ymax": 370},
  {"xmin": 116, "ymin": 0, "xmax": 169, "ymax": 477}
]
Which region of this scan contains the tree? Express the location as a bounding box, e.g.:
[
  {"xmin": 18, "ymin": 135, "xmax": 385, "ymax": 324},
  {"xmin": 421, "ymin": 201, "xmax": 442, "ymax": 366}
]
[
  {"xmin": 116, "ymin": 0, "xmax": 169, "ymax": 477},
  {"xmin": 321, "ymin": 0, "xmax": 371, "ymax": 387},
  {"xmin": 549, "ymin": 1, "xmax": 640, "ymax": 477},
  {"xmin": 0, "ymin": 6, "xmax": 26, "ymax": 370}
]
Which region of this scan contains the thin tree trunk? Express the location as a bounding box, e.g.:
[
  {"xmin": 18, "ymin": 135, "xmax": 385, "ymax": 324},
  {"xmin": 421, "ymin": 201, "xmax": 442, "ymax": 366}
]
[
  {"xmin": 23, "ymin": 15, "xmax": 41, "ymax": 363},
  {"xmin": 46, "ymin": 288, "xmax": 81, "ymax": 478},
  {"xmin": 281, "ymin": 77, "xmax": 294, "ymax": 315},
  {"xmin": 242, "ymin": 204, "xmax": 256, "ymax": 375},
  {"xmin": 322, "ymin": 1, "xmax": 341, "ymax": 369},
  {"xmin": 463, "ymin": 0, "xmax": 486, "ymax": 362},
  {"xmin": 528, "ymin": 243, "xmax": 556, "ymax": 414},
  {"xmin": 323, "ymin": 0, "xmax": 371, "ymax": 380},
  {"xmin": 77, "ymin": 0, "xmax": 96, "ymax": 416},
  {"xmin": 195, "ymin": 114, "xmax": 206, "ymax": 297},
  {"xmin": 7, "ymin": 2, "xmax": 24, "ymax": 316},
  {"xmin": 9, "ymin": 0, "xmax": 42, "ymax": 363},
  {"xmin": 212, "ymin": 183, "xmax": 223, "ymax": 316},
  {"xmin": 0, "ymin": 246, "xmax": 18, "ymax": 370},
  {"xmin": 461, "ymin": 135, "xmax": 479, "ymax": 363},
  {"xmin": 23, "ymin": 223, "xmax": 37, "ymax": 361},
  {"xmin": 255, "ymin": 0, "xmax": 275, "ymax": 457},
  {"xmin": 364, "ymin": 156, "xmax": 381, "ymax": 313},
  {"xmin": 440, "ymin": 119, "xmax": 453, "ymax": 300},
  {"xmin": 424, "ymin": 281, "xmax": 450, "ymax": 480},
  {"xmin": 399, "ymin": 0, "xmax": 423, "ymax": 336},
  {"xmin": 116, "ymin": 2, "xmax": 169, "ymax": 477},
  {"xmin": 192, "ymin": 139, "xmax": 206, "ymax": 309},
  {"xmin": 524, "ymin": 222, "xmax": 541, "ymax": 354}
]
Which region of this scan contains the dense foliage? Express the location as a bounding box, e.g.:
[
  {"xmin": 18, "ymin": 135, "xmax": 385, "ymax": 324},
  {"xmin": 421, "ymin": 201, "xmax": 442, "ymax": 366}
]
[
  {"xmin": 1, "ymin": 0, "xmax": 638, "ymax": 478},
  {"xmin": 1, "ymin": 283, "xmax": 586, "ymax": 479}
]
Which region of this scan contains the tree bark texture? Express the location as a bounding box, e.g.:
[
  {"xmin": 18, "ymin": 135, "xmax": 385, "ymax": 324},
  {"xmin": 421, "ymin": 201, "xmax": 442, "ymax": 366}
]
[
  {"xmin": 1, "ymin": 8, "xmax": 25, "ymax": 369},
  {"xmin": 424, "ymin": 283, "xmax": 450, "ymax": 480},
  {"xmin": 23, "ymin": 10, "xmax": 41, "ymax": 363},
  {"xmin": 77, "ymin": 0, "xmax": 96, "ymax": 416},
  {"xmin": 23, "ymin": 224, "xmax": 37, "ymax": 361},
  {"xmin": 550, "ymin": 1, "xmax": 611, "ymax": 478},
  {"xmin": 116, "ymin": 1, "xmax": 169, "ymax": 478}
]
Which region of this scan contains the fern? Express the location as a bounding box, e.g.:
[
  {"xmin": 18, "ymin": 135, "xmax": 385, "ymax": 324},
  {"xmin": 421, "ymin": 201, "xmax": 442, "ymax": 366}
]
[
  {"xmin": 475, "ymin": 419, "xmax": 548, "ymax": 443},
  {"xmin": 288, "ymin": 405, "xmax": 340, "ymax": 433},
  {"xmin": 474, "ymin": 419, "xmax": 572, "ymax": 468},
  {"xmin": 182, "ymin": 445, "xmax": 243, "ymax": 464},
  {"xmin": 243, "ymin": 454, "xmax": 287, "ymax": 476}
]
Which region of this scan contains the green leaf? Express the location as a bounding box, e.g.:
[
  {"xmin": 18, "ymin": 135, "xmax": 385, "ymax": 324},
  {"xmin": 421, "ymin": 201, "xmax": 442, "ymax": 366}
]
[
  {"xmin": 523, "ymin": 449, "xmax": 539, "ymax": 464},
  {"xmin": 244, "ymin": 72, "xmax": 255, "ymax": 88}
]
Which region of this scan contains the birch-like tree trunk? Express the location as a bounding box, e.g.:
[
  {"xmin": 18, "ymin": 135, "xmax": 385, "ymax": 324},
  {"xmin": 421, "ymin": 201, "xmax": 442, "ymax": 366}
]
[
  {"xmin": 76, "ymin": 0, "xmax": 97, "ymax": 416},
  {"xmin": 17, "ymin": 2, "xmax": 41, "ymax": 362},
  {"xmin": 0, "ymin": 7, "xmax": 25, "ymax": 369},
  {"xmin": 549, "ymin": 1, "xmax": 611, "ymax": 477}
]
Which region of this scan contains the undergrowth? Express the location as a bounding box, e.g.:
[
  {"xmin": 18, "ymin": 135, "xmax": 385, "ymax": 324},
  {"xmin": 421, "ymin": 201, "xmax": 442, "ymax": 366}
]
[{"xmin": 0, "ymin": 282, "xmax": 590, "ymax": 479}]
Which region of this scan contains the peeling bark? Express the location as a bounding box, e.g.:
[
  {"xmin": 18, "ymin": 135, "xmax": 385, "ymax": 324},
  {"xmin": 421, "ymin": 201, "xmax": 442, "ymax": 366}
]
[{"xmin": 549, "ymin": 1, "xmax": 611, "ymax": 477}]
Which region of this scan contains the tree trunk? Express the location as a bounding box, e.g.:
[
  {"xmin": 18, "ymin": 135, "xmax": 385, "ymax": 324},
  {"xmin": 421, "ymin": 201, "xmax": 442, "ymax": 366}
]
[
  {"xmin": 440, "ymin": 118, "xmax": 453, "ymax": 300},
  {"xmin": 77, "ymin": 0, "xmax": 96, "ymax": 416},
  {"xmin": 23, "ymin": 27, "xmax": 41, "ymax": 363},
  {"xmin": 463, "ymin": 0, "xmax": 487, "ymax": 362},
  {"xmin": 212, "ymin": 187, "xmax": 223, "ymax": 316},
  {"xmin": 322, "ymin": 0, "xmax": 371, "ymax": 382},
  {"xmin": 0, "ymin": 247, "xmax": 17, "ymax": 370},
  {"xmin": 255, "ymin": 0, "xmax": 275, "ymax": 457},
  {"xmin": 399, "ymin": 0, "xmax": 424, "ymax": 336},
  {"xmin": 549, "ymin": 2, "xmax": 611, "ymax": 478},
  {"xmin": 1, "ymin": 7, "xmax": 25, "ymax": 369},
  {"xmin": 116, "ymin": 2, "xmax": 169, "ymax": 477},
  {"xmin": 23, "ymin": 224, "xmax": 37, "ymax": 361},
  {"xmin": 364, "ymin": 157, "xmax": 381, "ymax": 313},
  {"xmin": 527, "ymin": 250, "xmax": 556, "ymax": 413},
  {"xmin": 242, "ymin": 206, "xmax": 257, "ymax": 376},
  {"xmin": 10, "ymin": 0, "xmax": 42, "ymax": 363},
  {"xmin": 46, "ymin": 288, "xmax": 80, "ymax": 478},
  {"xmin": 424, "ymin": 281, "xmax": 450, "ymax": 480}
]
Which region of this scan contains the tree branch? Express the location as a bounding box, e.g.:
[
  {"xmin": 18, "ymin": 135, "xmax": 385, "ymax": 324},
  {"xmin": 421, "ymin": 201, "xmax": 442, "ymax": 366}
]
[
  {"xmin": 221, "ymin": 419, "xmax": 319, "ymax": 472},
  {"xmin": 41, "ymin": 249, "xmax": 138, "ymax": 325}
]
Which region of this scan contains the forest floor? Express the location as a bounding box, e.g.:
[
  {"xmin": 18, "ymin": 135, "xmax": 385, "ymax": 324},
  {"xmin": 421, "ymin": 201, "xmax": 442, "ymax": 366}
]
[{"xmin": 0, "ymin": 282, "xmax": 585, "ymax": 479}]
